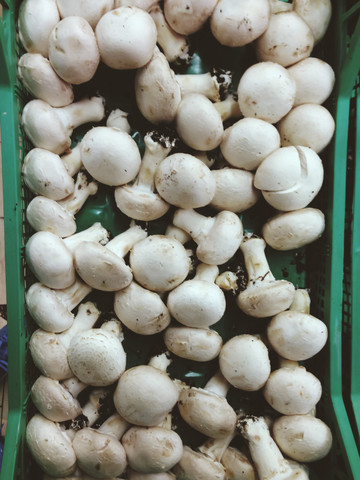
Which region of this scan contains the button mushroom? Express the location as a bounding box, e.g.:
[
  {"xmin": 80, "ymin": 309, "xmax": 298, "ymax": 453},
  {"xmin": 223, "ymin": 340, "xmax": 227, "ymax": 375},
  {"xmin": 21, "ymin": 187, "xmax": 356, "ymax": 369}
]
[
  {"xmin": 236, "ymin": 235, "xmax": 295, "ymax": 318},
  {"xmin": 220, "ymin": 446, "xmax": 257, "ymax": 480},
  {"xmin": 293, "ymin": 0, "xmax": 332, "ymax": 44},
  {"xmin": 175, "ymin": 68, "xmax": 232, "ymax": 103},
  {"xmin": 56, "ymin": 0, "xmax": 114, "ymax": 29},
  {"xmin": 164, "ymin": 0, "xmax": 218, "ymax": 36}
]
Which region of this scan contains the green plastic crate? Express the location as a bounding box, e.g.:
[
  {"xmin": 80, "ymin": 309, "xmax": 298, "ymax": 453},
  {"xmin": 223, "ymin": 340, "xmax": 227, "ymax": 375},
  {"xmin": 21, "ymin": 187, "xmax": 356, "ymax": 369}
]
[{"xmin": 1, "ymin": 1, "xmax": 360, "ymax": 479}]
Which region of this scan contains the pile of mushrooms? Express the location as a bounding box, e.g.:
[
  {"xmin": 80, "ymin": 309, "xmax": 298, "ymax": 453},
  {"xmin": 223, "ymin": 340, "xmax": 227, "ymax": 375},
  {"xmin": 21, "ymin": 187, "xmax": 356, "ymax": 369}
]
[{"xmin": 16, "ymin": 0, "xmax": 336, "ymax": 478}]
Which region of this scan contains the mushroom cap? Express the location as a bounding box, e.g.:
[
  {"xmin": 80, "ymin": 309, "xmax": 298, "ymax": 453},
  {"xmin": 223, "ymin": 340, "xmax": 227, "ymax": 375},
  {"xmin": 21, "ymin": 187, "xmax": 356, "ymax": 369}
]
[
  {"xmin": 293, "ymin": 0, "xmax": 332, "ymax": 44},
  {"xmin": 237, "ymin": 62, "xmax": 296, "ymax": 124},
  {"xmin": 287, "ymin": 57, "xmax": 335, "ymax": 106},
  {"xmin": 122, "ymin": 426, "xmax": 183, "ymax": 473},
  {"xmin": 172, "ymin": 445, "xmax": 225, "ymax": 480},
  {"xmin": 114, "ymin": 281, "xmax": 171, "ymax": 335},
  {"xmin": 129, "ymin": 235, "xmax": 190, "ymax": 292},
  {"xmin": 167, "ymin": 279, "xmax": 226, "ymax": 328},
  {"xmin": 26, "ymin": 414, "xmax": 77, "ymax": 477},
  {"xmin": 30, "ymin": 376, "xmax": 82, "ymax": 422},
  {"xmin": 221, "ymin": 447, "xmax": 257, "ymax": 480},
  {"xmin": 164, "ymin": 0, "xmax": 218, "ymax": 35},
  {"xmin": 267, "ymin": 310, "xmax": 328, "ymax": 361},
  {"xmin": 175, "ymin": 93, "xmax": 224, "ymax": 151},
  {"xmin": 26, "ymin": 196, "xmax": 77, "ymax": 238},
  {"xmin": 74, "ymin": 241, "xmax": 133, "ymax": 292},
  {"xmin": 48, "ymin": 16, "xmax": 100, "ymax": 85},
  {"xmin": 256, "ymin": 11, "xmax": 314, "ymax": 67},
  {"xmin": 128, "ymin": 471, "xmax": 176, "ymax": 480},
  {"xmin": 155, "ymin": 153, "xmax": 216, "ymax": 209},
  {"xmin": 26, "ymin": 231, "xmax": 76, "ymax": 289},
  {"xmin": 95, "ymin": 7, "xmax": 157, "ymax": 69},
  {"xmin": 262, "ymin": 208, "xmax": 325, "ymax": 251},
  {"xmin": 178, "ymin": 387, "xmax": 237, "ymax": 438},
  {"xmin": 263, "ymin": 366, "xmax": 322, "ymax": 415},
  {"xmin": 73, "ymin": 428, "xmax": 127, "ymax": 478},
  {"xmin": 18, "ymin": 53, "xmax": 74, "ymax": 107},
  {"xmin": 210, "ymin": 168, "xmax": 260, "ymax": 213},
  {"xmin": 68, "ymin": 329, "xmax": 126, "ymax": 386},
  {"xmin": 278, "ymin": 103, "xmax": 335, "ymax": 153},
  {"xmin": 220, "ymin": 117, "xmax": 281, "ymax": 171},
  {"xmin": 272, "ymin": 414, "xmax": 333, "ymax": 462},
  {"xmin": 210, "ymin": 0, "xmax": 270, "ymax": 47},
  {"xmin": 164, "ymin": 326, "xmax": 222, "ymax": 362},
  {"xmin": 113, "ymin": 365, "xmax": 179, "ymax": 426},
  {"xmin": 80, "ymin": 127, "xmax": 141, "ymax": 186},
  {"xmin": 56, "ymin": 0, "xmax": 114, "ymax": 29},
  {"xmin": 22, "ymin": 148, "xmax": 75, "ymax": 200},
  {"xmin": 219, "ymin": 335, "xmax": 271, "ymax": 391}
]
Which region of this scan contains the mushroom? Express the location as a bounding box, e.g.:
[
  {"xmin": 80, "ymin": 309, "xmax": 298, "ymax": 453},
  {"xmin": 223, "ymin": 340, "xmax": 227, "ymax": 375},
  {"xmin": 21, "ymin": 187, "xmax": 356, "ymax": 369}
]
[
  {"xmin": 22, "ymin": 148, "xmax": 75, "ymax": 200},
  {"xmin": 178, "ymin": 370, "xmax": 238, "ymax": 439},
  {"xmin": 219, "ymin": 334, "xmax": 271, "ymax": 391},
  {"xmin": 18, "ymin": 0, "xmax": 60, "ymax": 57},
  {"xmin": 254, "ymin": 146, "xmax": 324, "ymax": 212},
  {"xmin": 67, "ymin": 319, "xmax": 126, "ymax": 386},
  {"xmin": 262, "ymin": 208, "xmax": 325, "ymax": 251},
  {"xmin": 106, "ymin": 108, "xmax": 132, "ymax": 134},
  {"xmin": 61, "ymin": 143, "xmax": 83, "ymax": 177},
  {"xmin": 114, "ymin": 129, "xmax": 176, "ymax": 221},
  {"xmin": 237, "ymin": 62, "xmax": 296, "ymax": 124},
  {"xmin": 263, "ymin": 359, "xmax": 322, "ymax": 415},
  {"xmin": 255, "ymin": 11, "xmax": 314, "ymax": 67},
  {"xmin": 220, "ymin": 117, "xmax": 281, "ymax": 171},
  {"xmin": 26, "ymin": 414, "xmax": 77, "ymax": 477},
  {"xmin": 18, "ymin": 53, "xmax": 74, "ymax": 107},
  {"xmin": 164, "ymin": 325, "xmax": 223, "ymax": 362},
  {"xmin": 173, "ymin": 208, "xmax": 243, "ymax": 265},
  {"xmin": 210, "ymin": 0, "xmax": 270, "ymax": 47},
  {"xmin": 129, "ymin": 234, "xmax": 190, "ymax": 292},
  {"xmin": 128, "ymin": 472, "xmax": 176, "ymax": 480},
  {"xmin": 56, "ymin": 0, "xmax": 114, "ymax": 29},
  {"xmin": 95, "ymin": 6, "xmax": 158, "ymax": 69},
  {"xmin": 29, "ymin": 301, "xmax": 101, "ymax": 380},
  {"xmin": 25, "ymin": 277, "xmax": 92, "ymax": 332},
  {"xmin": 293, "ymin": 0, "xmax": 332, "ymax": 44},
  {"xmin": 80, "ymin": 126, "xmax": 141, "ymax": 186},
  {"xmin": 134, "ymin": 47, "xmax": 181, "ymax": 125},
  {"xmin": 48, "ymin": 16, "xmax": 100, "ymax": 85},
  {"xmin": 287, "ymin": 57, "xmax": 335, "ymax": 106},
  {"xmin": 277, "ymin": 104, "xmax": 335, "ymax": 153},
  {"xmin": 154, "ymin": 152, "xmax": 216, "ymax": 209},
  {"xmin": 220, "ymin": 446, "xmax": 257, "ymax": 480},
  {"xmin": 213, "ymin": 93, "xmax": 242, "ymax": 123},
  {"xmin": 30, "ymin": 375, "xmax": 88, "ymax": 422},
  {"xmin": 73, "ymin": 413, "xmax": 129, "ymax": 478},
  {"xmin": 114, "ymin": 0, "xmax": 159, "ymax": 9},
  {"xmin": 175, "ymin": 93, "xmax": 224, "ymax": 151},
  {"xmin": 114, "ymin": 281, "xmax": 171, "ymax": 335},
  {"xmin": 113, "ymin": 354, "xmax": 179, "ymax": 426},
  {"xmin": 272, "ymin": 414, "xmax": 333, "ymax": 462},
  {"xmin": 210, "ymin": 168, "xmax": 260, "ymax": 213},
  {"xmin": 175, "ymin": 68, "xmax": 232, "ymax": 102},
  {"xmin": 167, "ymin": 263, "xmax": 226, "ymax": 328},
  {"xmin": 236, "ymin": 235, "xmax": 295, "ymax": 318},
  {"xmin": 22, "ymin": 95, "xmax": 105, "ymax": 155},
  {"xmin": 74, "ymin": 224, "xmax": 147, "ymax": 292},
  {"xmin": 164, "ymin": 0, "xmax": 218, "ymax": 36},
  {"xmin": 267, "ymin": 289, "xmax": 328, "ymax": 361}
]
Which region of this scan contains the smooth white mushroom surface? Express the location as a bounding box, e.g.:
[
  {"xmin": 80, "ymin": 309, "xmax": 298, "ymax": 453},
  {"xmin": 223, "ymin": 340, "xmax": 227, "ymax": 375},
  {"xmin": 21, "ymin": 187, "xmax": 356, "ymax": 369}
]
[
  {"xmin": 293, "ymin": 0, "xmax": 332, "ymax": 44},
  {"xmin": 56, "ymin": 0, "xmax": 114, "ymax": 29},
  {"xmin": 164, "ymin": 0, "xmax": 218, "ymax": 36}
]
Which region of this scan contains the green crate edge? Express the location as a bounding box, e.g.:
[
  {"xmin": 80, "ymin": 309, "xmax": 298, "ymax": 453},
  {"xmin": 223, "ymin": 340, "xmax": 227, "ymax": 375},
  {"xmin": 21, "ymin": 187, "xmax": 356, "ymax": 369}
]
[{"xmin": 1, "ymin": 1, "xmax": 360, "ymax": 479}]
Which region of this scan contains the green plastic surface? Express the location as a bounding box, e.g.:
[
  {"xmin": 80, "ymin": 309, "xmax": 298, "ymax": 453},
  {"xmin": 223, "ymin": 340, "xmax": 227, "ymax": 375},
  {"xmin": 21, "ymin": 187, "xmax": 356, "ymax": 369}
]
[{"xmin": 0, "ymin": 1, "xmax": 360, "ymax": 479}]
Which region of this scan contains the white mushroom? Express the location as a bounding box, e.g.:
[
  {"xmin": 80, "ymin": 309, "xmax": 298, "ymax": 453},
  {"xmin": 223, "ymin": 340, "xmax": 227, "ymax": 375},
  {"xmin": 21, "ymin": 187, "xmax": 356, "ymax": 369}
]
[
  {"xmin": 277, "ymin": 104, "xmax": 335, "ymax": 153},
  {"xmin": 219, "ymin": 334, "xmax": 271, "ymax": 391},
  {"xmin": 114, "ymin": 0, "xmax": 159, "ymax": 9},
  {"xmin": 48, "ymin": 16, "xmax": 100, "ymax": 85},
  {"xmin": 22, "ymin": 96, "xmax": 105, "ymax": 155},
  {"xmin": 18, "ymin": 53, "xmax": 74, "ymax": 107},
  {"xmin": 175, "ymin": 93, "xmax": 224, "ymax": 151},
  {"xmin": 293, "ymin": 0, "xmax": 332, "ymax": 44},
  {"xmin": 236, "ymin": 236, "xmax": 295, "ymax": 318},
  {"xmin": 213, "ymin": 93, "xmax": 242, "ymax": 123},
  {"xmin": 95, "ymin": 7, "xmax": 157, "ymax": 69},
  {"xmin": 18, "ymin": 0, "xmax": 60, "ymax": 57},
  {"xmin": 128, "ymin": 472, "xmax": 175, "ymax": 480},
  {"xmin": 61, "ymin": 143, "xmax": 83, "ymax": 177},
  {"xmin": 29, "ymin": 301, "xmax": 101, "ymax": 380},
  {"xmin": 106, "ymin": 109, "xmax": 132, "ymax": 134},
  {"xmin": 155, "ymin": 152, "xmax": 216, "ymax": 209},
  {"xmin": 220, "ymin": 447, "xmax": 257, "ymax": 480},
  {"xmin": 237, "ymin": 62, "xmax": 296, "ymax": 124},
  {"xmin": 164, "ymin": 0, "xmax": 218, "ymax": 35},
  {"xmin": 220, "ymin": 117, "xmax": 281, "ymax": 171},
  {"xmin": 74, "ymin": 224, "xmax": 147, "ymax": 292},
  {"xmin": 56, "ymin": 0, "xmax": 114, "ymax": 29},
  {"xmin": 114, "ymin": 130, "xmax": 176, "ymax": 221},
  {"xmin": 175, "ymin": 68, "xmax": 232, "ymax": 102},
  {"xmin": 255, "ymin": 11, "xmax": 314, "ymax": 67},
  {"xmin": 80, "ymin": 126, "xmax": 141, "ymax": 186},
  {"xmin": 262, "ymin": 208, "xmax": 326, "ymax": 251},
  {"xmin": 210, "ymin": 0, "xmax": 270, "ymax": 47},
  {"xmin": 173, "ymin": 208, "xmax": 243, "ymax": 265}
]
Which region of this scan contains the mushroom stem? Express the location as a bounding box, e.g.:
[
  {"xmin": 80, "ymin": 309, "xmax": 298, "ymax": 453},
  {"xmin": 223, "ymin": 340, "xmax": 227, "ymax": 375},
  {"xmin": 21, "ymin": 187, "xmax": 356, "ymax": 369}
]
[
  {"xmin": 198, "ymin": 430, "xmax": 237, "ymax": 463},
  {"xmin": 213, "ymin": 93, "xmax": 242, "ymax": 122},
  {"xmin": 176, "ymin": 68, "xmax": 232, "ymax": 102},
  {"xmin": 241, "ymin": 236, "xmax": 275, "ymax": 282},
  {"xmin": 203, "ymin": 370, "xmax": 230, "ymax": 398},
  {"xmin": 55, "ymin": 96, "xmax": 105, "ymax": 133},
  {"xmin": 106, "ymin": 224, "xmax": 148, "ymax": 258},
  {"xmin": 106, "ymin": 108, "xmax": 132, "ymax": 134},
  {"xmin": 61, "ymin": 376, "xmax": 89, "ymax": 398},
  {"xmin": 63, "ymin": 223, "xmax": 110, "ymax": 252},
  {"xmin": 97, "ymin": 412, "xmax": 130, "ymax": 439},
  {"xmin": 289, "ymin": 289, "xmax": 311, "ymax": 314},
  {"xmin": 55, "ymin": 278, "xmax": 93, "ymax": 311},
  {"xmin": 57, "ymin": 171, "xmax": 98, "ymax": 215},
  {"xmin": 173, "ymin": 209, "xmax": 215, "ymax": 243},
  {"xmin": 193, "ymin": 263, "xmax": 219, "ymax": 283},
  {"xmin": 81, "ymin": 388, "xmax": 110, "ymax": 427},
  {"xmin": 61, "ymin": 144, "xmax": 82, "ymax": 177},
  {"xmin": 148, "ymin": 352, "xmax": 172, "ymax": 372}
]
